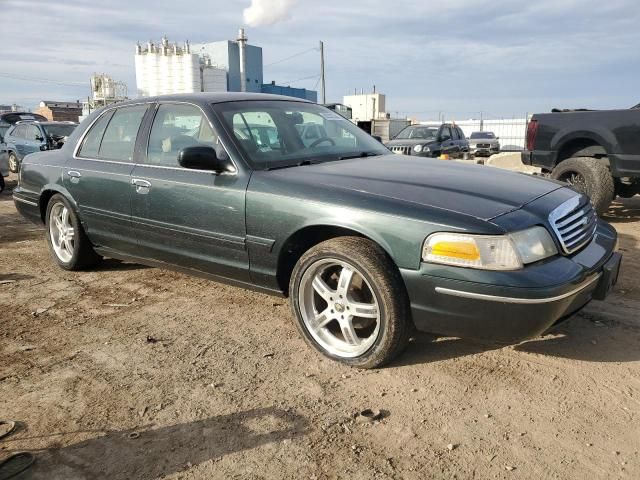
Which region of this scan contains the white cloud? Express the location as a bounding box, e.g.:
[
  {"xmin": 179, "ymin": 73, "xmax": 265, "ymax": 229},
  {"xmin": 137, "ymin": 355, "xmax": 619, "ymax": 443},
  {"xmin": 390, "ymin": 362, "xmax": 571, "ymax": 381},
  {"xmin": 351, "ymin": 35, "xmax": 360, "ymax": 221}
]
[{"xmin": 243, "ymin": 0, "xmax": 297, "ymax": 27}]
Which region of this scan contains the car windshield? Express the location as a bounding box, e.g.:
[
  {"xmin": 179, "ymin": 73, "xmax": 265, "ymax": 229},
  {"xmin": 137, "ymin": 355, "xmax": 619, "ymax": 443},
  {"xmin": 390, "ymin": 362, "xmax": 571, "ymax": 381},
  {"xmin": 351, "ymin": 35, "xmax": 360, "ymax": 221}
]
[
  {"xmin": 394, "ymin": 126, "xmax": 438, "ymax": 140},
  {"xmin": 212, "ymin": 100, "xmax": 388, "ymax": 170},
  {"xmin": 470, "ymin": 132, "xmax": 495, "ymax": 139},
  {"xmin": 43, "ymin": 124, "xmax": 77, "ymax": 138}
]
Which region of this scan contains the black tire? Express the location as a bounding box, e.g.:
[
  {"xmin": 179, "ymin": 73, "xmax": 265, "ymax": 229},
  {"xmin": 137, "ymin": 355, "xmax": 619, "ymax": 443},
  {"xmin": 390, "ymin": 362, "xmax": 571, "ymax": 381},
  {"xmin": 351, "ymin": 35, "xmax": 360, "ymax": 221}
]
[
  {"xmin": 0, "ymin": 175, "xmax": 4, "ymax": 193},
  {"xmin": 8, "ymin": 152, "xmax": 19, "ymax": 173},
  {"xmin": 551, "ymin": 157, "xmax": 615, "ymax": 215},
  {"xmin": 45, "ymin": 194, "xmax": 102, "ymax": 270},
  {"xmin": 289, "ymin": 236, "xmax": 412, "ymax": 369},
  {"xmin": 615, "ymin": 179, "xmax": 640, "ymax": 199}
]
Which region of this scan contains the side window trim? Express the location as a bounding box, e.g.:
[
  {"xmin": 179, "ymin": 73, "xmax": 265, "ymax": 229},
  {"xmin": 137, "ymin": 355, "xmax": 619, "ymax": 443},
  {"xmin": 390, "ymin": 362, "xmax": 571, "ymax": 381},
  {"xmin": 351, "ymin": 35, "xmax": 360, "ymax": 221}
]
[
  {"xmin": 76, "ymin": 109, "xmax": 115, "ymax": 160},
  {"xmin": 75, "ymin": 104, "xmax": 150, "ymax": 163},
  {"xmin": 98, "ymin": 104, "xmax": 149, "ymax": 163}
]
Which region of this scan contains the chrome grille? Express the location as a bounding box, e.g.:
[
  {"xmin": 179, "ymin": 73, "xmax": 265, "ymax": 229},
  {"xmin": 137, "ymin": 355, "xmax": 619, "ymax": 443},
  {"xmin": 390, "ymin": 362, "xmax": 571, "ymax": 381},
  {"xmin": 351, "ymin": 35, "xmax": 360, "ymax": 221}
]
[
  {"xmin": 549, "ymin": 196, "xmax": 598, "ymax": 254},
  {"xmin": 390, "ymin": 146, "xmax": 412, "ymax": 155},
  {"xmin": 476, "ymin": 143, "xmax": 491, "ymax": 148}
]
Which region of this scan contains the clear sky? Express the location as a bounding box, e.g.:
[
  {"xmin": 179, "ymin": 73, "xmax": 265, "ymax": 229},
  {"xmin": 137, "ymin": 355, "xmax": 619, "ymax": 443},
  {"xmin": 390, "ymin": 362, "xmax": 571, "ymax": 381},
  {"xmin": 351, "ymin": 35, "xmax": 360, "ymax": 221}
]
[{"xmin": 1, "ymin": 0, "xmax": 639, "ymax": 120}]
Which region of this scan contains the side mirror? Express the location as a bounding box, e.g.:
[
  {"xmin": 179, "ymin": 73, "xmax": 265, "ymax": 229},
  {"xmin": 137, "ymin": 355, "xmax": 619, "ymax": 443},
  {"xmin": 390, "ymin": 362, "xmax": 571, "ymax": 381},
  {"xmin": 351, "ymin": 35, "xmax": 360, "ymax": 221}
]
[
  {"xmin": 36, "ymin": 135, "xmax": 44, "ymax": 142},
  {"xmin": 496, "ymin": 136, "xmax": 500, "ymax": 140},
  {"xmin": 371, "ymin": 135, "xmax": 383, "ymax": 143},
  {"xmin": 178, "ymin": 145, "xmax": 233, "ymax": 173}
]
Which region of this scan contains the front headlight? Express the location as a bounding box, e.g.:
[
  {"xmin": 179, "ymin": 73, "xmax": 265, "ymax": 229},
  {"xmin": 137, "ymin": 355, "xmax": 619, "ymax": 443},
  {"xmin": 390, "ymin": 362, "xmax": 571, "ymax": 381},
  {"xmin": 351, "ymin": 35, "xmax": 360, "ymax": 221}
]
[
  {"xmin": 413, "ymin": 144, "xmax": 423, "ymax": 153},
  {"xmin": 422, "ymin": 226, "xmax": 557, "ymax": 270}
]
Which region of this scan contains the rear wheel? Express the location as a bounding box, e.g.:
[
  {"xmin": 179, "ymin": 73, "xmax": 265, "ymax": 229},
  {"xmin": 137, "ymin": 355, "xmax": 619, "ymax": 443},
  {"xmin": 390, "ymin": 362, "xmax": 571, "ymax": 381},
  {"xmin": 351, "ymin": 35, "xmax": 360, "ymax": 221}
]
[
  {"xmin": 8, "ymin": 152, "xmax": 18, "ymax": 173},
  {"xmin": 551, "ymin": 157, "xmax": 615, "ymax": 215},
  {"xmin": 45, "ymin": 194, "xmax": 102, "ymax": 270},
  {"xmin": 0, "ymin": 175, "xmax": 4, "ymax": 193},
  {"xmin": 290, "ymin": 237, "xmax": 412, "ymax": 369}
]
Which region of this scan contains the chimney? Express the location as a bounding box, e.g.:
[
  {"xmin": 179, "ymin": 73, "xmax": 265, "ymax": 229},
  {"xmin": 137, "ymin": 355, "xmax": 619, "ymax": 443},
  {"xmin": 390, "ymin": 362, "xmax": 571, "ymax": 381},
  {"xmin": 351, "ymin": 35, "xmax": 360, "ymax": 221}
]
[{"xmin": 237, "ymin": 28, "xmax": 248, "ymax": 93}]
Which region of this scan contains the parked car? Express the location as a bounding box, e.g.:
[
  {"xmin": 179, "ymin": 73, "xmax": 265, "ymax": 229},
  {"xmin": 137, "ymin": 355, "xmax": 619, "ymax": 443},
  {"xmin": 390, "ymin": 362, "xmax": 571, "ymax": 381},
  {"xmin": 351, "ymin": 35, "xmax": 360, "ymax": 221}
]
[
  {"xmin": 0, "ymin": 111, "xmax": 47, "ymax": 143},
  {"xmin": 4, "ymin": 121, "xmax": 77, "ymax": 173},
  {"xmin": 385, "ymin": 124, "xmax": 469, "ymax": 158},
  {"xmin": 14, "ymin": 93, "xmax": 621, "ymax": 368},
  {"xmin": 1, "ymin": 112, "xmax": 49, "ymax": 189},
  {"xmin": 522, "ymin": 106, "xmax": 640, "ymax": 214},
  {"xmin": 468, "ymin": 131, "xmax": 500, "ymax": 157},
  {"xmin": 0, "ymin": 148, "xmax": 7, "ymax": 192}
]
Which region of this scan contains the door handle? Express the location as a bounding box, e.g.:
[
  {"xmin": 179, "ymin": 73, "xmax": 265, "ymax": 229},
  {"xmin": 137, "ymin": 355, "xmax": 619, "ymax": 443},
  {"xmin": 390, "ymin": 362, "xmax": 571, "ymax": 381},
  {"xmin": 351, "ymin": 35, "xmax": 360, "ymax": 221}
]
[
  {"xmin": 68, "ymin": 170, "xmax": 81, "ymax": 184},
  {"xmin": 131, "ymin": 178, "xmax": 151, "ymax": 194}
]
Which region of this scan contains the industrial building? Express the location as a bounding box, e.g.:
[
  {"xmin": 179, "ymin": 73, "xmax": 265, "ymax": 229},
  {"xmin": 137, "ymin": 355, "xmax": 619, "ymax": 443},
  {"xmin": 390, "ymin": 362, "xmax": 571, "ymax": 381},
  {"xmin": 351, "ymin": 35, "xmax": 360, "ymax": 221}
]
[
  {"xmin": 343, "ymin": 90, "xmax": 387, "ymax": 123},
  {"xmin": 35, "ymin": 100, "xmax": 82, "ymax": 122},
  {"xmin": 80, "ymin": 73, "xmax": 129, "ymax": 120},
  {"xmin": 135, "ymin": 30, "xmax": 317, "ymax": 101}
]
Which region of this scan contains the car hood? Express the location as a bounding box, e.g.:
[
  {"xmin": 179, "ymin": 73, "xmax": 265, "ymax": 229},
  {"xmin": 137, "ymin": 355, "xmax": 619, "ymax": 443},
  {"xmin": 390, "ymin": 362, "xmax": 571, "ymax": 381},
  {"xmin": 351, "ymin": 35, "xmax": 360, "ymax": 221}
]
[
  {"xmin": 263, "ymin": 154, "xmax": 562, "ymax": 221},
  {"xmin": 385, "ymin": 138, "xmax": 438, "ymax": 147}
]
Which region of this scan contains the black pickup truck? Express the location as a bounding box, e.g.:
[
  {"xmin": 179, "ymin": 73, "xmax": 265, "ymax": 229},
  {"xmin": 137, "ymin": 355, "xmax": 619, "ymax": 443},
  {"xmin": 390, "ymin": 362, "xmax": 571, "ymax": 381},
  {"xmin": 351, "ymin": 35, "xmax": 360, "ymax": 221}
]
[{"xmin": 522, "ymin": 105, "xmax": 640, "ymax": 214}]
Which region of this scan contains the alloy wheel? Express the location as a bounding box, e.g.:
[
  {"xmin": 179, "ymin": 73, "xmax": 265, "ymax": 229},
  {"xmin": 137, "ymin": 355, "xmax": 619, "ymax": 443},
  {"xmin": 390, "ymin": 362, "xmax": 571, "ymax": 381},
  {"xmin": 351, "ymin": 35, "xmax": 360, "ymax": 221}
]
[
  {"xmin": 8, "ymin": 154, "xmax": 17, "ymax": 172},
  {"xmin": 49, "ymin": 203, "xmax": 75, "ymax": 263},
  {"xmin": 298, "ymin": 258, "xmax": 381, "ymax": 358}
]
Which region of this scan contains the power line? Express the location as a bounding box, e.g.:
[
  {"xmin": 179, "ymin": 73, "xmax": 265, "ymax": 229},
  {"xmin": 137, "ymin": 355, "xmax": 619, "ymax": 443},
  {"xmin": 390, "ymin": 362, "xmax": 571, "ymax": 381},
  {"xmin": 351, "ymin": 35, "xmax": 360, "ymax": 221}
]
[
  {"xmin": 264, "ymin": 47, "xmax": 318, "ymax": 68},
  {"xmin": 0, "ymin": 72, "xmax": 86, "ymax": 87},
  {"xmin": 280, "ymin": 74, "xmax": 320, "ymax": 85}
]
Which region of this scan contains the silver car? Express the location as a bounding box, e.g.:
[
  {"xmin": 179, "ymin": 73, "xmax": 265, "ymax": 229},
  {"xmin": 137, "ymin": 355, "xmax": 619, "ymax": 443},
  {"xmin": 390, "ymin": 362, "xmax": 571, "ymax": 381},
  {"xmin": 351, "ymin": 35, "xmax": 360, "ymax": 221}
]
[{"xmin": 469, "ymin": 131, "xmax": 500, "ymax": 157}]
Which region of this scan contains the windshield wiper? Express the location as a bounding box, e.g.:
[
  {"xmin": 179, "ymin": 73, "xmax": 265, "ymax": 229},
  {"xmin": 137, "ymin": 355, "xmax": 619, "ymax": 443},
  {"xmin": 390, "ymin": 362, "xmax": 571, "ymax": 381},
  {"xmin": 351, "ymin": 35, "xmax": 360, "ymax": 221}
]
[
  {"xmin": 337, "ymin": 151, "xmax": 382, "ymax": 160},
  {"xmin": 266, "ymin": 159, "xmax": 315, "ymax": 171}
]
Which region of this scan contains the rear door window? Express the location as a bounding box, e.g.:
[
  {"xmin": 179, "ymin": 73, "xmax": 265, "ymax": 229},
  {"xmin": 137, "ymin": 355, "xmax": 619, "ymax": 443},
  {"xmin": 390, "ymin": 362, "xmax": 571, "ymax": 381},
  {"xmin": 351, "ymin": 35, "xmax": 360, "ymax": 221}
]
[
  {"xmin": 12, "ymin": 125, "xmax": 25, "ymax": 138},
  {"xmin": 98, "ymin": 105, "xmax": 148, "ymax": 162},
  {"xmin": 78, "ymin": 110, "xmax": 114, "ymax": 158}
]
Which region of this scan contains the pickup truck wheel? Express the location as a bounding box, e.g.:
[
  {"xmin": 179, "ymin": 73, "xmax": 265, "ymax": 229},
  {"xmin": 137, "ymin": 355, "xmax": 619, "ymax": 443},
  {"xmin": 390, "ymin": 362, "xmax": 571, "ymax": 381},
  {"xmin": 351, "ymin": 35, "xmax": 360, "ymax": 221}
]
[
  {"xmin": 45, "ymin": 194, "xmax": 102, "ymax": 270},
  {"xmin": 551, "ymin": 157, "xmax": 614, "ymax": 215},
  {"xmin": 290, "ymin": 236, "xmax": 412, "ymax": 369},
  {"xmin": 8, "ymin": 152, "xmax": 18, "ymax": 173}
]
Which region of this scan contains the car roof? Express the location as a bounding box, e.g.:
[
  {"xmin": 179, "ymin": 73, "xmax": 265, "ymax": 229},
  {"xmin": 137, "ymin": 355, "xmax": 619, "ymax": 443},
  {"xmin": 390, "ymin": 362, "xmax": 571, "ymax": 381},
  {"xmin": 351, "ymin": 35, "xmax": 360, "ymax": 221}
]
[{"xmin": 115, "ymin": 92, "xmax": 313, "ymax": 108}]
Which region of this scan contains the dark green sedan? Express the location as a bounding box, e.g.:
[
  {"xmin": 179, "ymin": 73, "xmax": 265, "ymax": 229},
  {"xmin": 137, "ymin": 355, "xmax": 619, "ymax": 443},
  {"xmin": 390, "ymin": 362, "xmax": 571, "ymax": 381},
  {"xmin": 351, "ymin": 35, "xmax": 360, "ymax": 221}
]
[{"xmin": 13, "ymin": 93, "xmax": 621, "ymax": 368}]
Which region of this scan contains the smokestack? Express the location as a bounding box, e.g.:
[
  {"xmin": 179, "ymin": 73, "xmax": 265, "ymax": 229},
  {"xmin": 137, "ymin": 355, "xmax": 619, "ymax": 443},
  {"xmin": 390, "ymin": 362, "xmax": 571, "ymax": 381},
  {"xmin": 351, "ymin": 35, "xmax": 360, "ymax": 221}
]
[{"xmin": 237, "ymin": 28, "xmax": 248, "ymax": 93}]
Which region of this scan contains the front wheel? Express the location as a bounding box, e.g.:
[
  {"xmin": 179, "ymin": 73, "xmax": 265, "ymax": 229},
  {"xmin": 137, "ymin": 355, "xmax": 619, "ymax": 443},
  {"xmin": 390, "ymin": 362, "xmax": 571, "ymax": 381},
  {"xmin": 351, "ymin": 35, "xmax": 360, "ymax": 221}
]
[
  {"xmin": 551, "ymin": 157, "xmax": 614, "ymax": 215},
  {"xmin": 8, "ymin": 152, "xmax": 18, "ymax": 173},
  {"xmin": 289, "ymin": 237, "xmax": 412, "ymax": 369},
  {"xmin": 45, "ymin": 194, "xmax": 102, "ymax": 270}
]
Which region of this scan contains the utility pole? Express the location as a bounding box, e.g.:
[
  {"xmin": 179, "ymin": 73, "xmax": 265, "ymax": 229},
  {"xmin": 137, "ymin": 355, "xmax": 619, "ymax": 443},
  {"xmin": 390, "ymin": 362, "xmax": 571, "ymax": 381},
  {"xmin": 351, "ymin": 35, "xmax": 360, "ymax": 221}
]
[{"xmin": 319, "ymin": 40, "xmax": 326, "ymax": 104}]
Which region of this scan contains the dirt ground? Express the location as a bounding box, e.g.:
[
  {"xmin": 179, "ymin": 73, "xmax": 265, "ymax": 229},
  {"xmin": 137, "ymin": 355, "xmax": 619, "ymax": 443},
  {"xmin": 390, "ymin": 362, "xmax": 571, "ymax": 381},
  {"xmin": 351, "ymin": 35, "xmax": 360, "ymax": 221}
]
[{"xmin": 1, "ymin": 173, "xmax": 639, "ymax": 480}]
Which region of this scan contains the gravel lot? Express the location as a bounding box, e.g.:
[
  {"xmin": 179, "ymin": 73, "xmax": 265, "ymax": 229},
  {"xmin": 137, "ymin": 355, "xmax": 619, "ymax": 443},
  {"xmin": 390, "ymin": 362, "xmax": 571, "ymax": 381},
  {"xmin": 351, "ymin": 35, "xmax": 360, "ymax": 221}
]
[{"xmin": 1, "ymin": 173, "xmax": 639, "ymax": 479}]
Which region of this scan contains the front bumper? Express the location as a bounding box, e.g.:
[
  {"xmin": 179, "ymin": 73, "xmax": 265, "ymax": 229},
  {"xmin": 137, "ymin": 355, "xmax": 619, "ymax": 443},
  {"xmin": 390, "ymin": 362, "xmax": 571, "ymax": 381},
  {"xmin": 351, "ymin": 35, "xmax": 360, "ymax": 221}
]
[
  {"xmin": 470, "ymin": 146, "xmax": 499, "ymax": 157},
  {"xmin": 401, "ymin": 222, "xmax": 620, "ymax": 343}
]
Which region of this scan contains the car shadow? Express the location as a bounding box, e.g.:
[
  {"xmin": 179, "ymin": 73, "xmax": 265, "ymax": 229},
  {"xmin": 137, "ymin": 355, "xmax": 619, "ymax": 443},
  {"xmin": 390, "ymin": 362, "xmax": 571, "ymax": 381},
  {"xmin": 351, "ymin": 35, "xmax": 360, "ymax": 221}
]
[
  {"xmin": 394, "ymin": 315, "xmax": 640, "ymax": 367},
  {"xmin": 603, "ymin": 196, "xmax": 640, "ymax": 223},
  {"xmin": 94, "ymin": 258, "xmax": 150, "ymax": 272},
  {"xmin": 514, "ymin": 314, "xmax": 640, "ymax": 362},
  {"xmin": 6, "ymin": 407, "xmax": 308, "ymax": 480},
  {"xmin": 391, "ymin": 333, "xmax": 502, "ymax": 367}
]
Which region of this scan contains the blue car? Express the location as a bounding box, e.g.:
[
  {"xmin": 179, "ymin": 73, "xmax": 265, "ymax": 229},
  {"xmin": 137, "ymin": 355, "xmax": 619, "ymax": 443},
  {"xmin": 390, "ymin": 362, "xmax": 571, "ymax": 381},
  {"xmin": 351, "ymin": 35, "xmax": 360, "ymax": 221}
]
[{"xmin": 4, "ymin": 121, "xmax": 77, "ymax": 173}]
